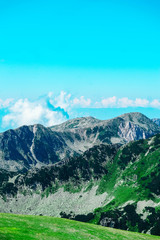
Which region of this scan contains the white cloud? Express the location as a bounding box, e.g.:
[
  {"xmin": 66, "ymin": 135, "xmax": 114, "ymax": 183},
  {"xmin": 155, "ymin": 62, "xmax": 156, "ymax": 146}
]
[
  {"xmin": 72, "ymin": 96, "xmax": 91, "ymax": 107},
  {"xmin": 1, "ymin": 92, "xmax": 92, "ymax": 129},
  {"xmin": 101, "ymin": 96, "xmax": 117, "ymax": 107},
  {"xmin": 0, "ymin": 98, "xmax": 14, "ymax": 109},
  {"xmin": 150, "ymin": 99, "xmax": 160, "ymax": 108},
  {"xmin": 53, "ymin": 91, "xmax": 71, "ymax": 110},
  {"xmin": 99, "ymin": 97, "xmax": 150, "ymax": 108},
  {"xmin": 2, "ymin": 98, "xmax": 67, "ymax": 128},
  {"xmin": 134, "ymin": 98, "xmax": 149, "ymax": 107},
  {"xmin": 117, "ymin": 97, "xmax": 134, "ymax": 108},
  {"xmin": 48, "ymin": 92, "xmax": 53, "ymax": 98}
]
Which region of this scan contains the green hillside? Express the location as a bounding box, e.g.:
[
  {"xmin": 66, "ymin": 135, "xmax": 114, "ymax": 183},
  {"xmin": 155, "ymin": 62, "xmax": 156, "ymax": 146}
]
[
  {"xmin": 0, "ymin": 213, "xmax": 159, "ymax": 240},
  {"xmin": 1, "ymin": 133, "xmax": 160, "ymax": 235},
  {"xmin": 92, "ymin": 134, "xmax": 160, "ymax": 235}
]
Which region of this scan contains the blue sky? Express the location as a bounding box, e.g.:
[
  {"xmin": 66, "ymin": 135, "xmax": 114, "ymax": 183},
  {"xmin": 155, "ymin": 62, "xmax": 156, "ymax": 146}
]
[{"xmin": 0, "ymin": 0, "xmax": 160, "ymax": 131}]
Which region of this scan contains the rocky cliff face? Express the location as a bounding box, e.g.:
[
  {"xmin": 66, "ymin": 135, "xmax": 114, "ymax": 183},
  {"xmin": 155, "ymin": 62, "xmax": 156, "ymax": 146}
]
[
  {"xmin": 51, "ymin": 112, "xmax": 160, "ymax": 145},
  {"xmin": 0, "ymin": 112, "xmax": 159, "ymax": 171},
  {"xmin": 152, "ymin": 118, "xmax": 160, "ymax": 127},
  {"xmin": 0, "ymin": 124, "xmax": 74, "ymax": 171}
]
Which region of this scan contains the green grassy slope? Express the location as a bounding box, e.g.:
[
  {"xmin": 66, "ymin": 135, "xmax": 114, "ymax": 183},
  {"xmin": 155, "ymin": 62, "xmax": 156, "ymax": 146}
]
[
  {"xmin": 92, "ymin": 135, "xmax": 160, "ymax": 234},
  {"xmin": 0, "ymin": 213, "xmax": 159, "ymax": 240}
]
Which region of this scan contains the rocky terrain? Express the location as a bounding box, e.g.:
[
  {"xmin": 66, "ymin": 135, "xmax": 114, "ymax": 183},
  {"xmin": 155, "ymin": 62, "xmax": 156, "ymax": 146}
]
[{"xmin": 152, "ymin": 118, "xmax": 160, "ymax": 127}]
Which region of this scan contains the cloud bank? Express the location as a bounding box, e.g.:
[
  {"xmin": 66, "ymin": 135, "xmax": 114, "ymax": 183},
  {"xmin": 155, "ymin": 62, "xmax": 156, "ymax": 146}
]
[
  {"xmin": 0, "ymin": 92, "xmax": 91, "ymax": 129},
  {"xmin": 1, "ymin": 92, "xmax": 160, "ymax": 130},
  {"xmin": 100, "ymin": 97, "xmax": 150, "ymax": 108}
]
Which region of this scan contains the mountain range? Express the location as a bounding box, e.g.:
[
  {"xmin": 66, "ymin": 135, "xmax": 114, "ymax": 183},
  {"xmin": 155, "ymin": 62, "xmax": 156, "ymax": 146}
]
[
  {"xmin": 0, "ymin": 112, "xmax": 159, "ymax": 172},
  {"xmin": 0, "ymin": 112, "xmax": 160, "ymax": 236}
]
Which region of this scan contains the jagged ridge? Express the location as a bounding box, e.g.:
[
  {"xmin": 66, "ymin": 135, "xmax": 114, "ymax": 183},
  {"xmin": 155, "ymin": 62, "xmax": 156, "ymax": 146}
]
[{"xmin": 0, "ymin": 112, "xmax": 160, "ymax": 171}]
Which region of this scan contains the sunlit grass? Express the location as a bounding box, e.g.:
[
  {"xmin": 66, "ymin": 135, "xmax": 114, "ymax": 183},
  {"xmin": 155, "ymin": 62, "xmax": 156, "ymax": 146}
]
[{"xmin": 0, "ymin": 213, "xmax": 160, "ymax": 240}]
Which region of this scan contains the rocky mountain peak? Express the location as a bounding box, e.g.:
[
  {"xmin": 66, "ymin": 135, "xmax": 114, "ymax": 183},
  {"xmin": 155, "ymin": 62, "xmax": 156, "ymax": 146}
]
[{"xmin": 117, "ymin": 112, "xmax": 160, "ymax": 131}]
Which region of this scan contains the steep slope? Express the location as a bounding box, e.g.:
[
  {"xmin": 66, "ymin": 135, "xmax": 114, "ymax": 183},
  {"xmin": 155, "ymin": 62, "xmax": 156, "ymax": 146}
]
[
  {"xmin": 92, "ymin": 134, "xmax": 160, "ymax": 235},
  {"xmin": 1, "ymin": 134, "xmax": 160, "ymax": 235},
  {"xmin": 0, "ymin": 124, "xmax": 75, "ymax": 172}
]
